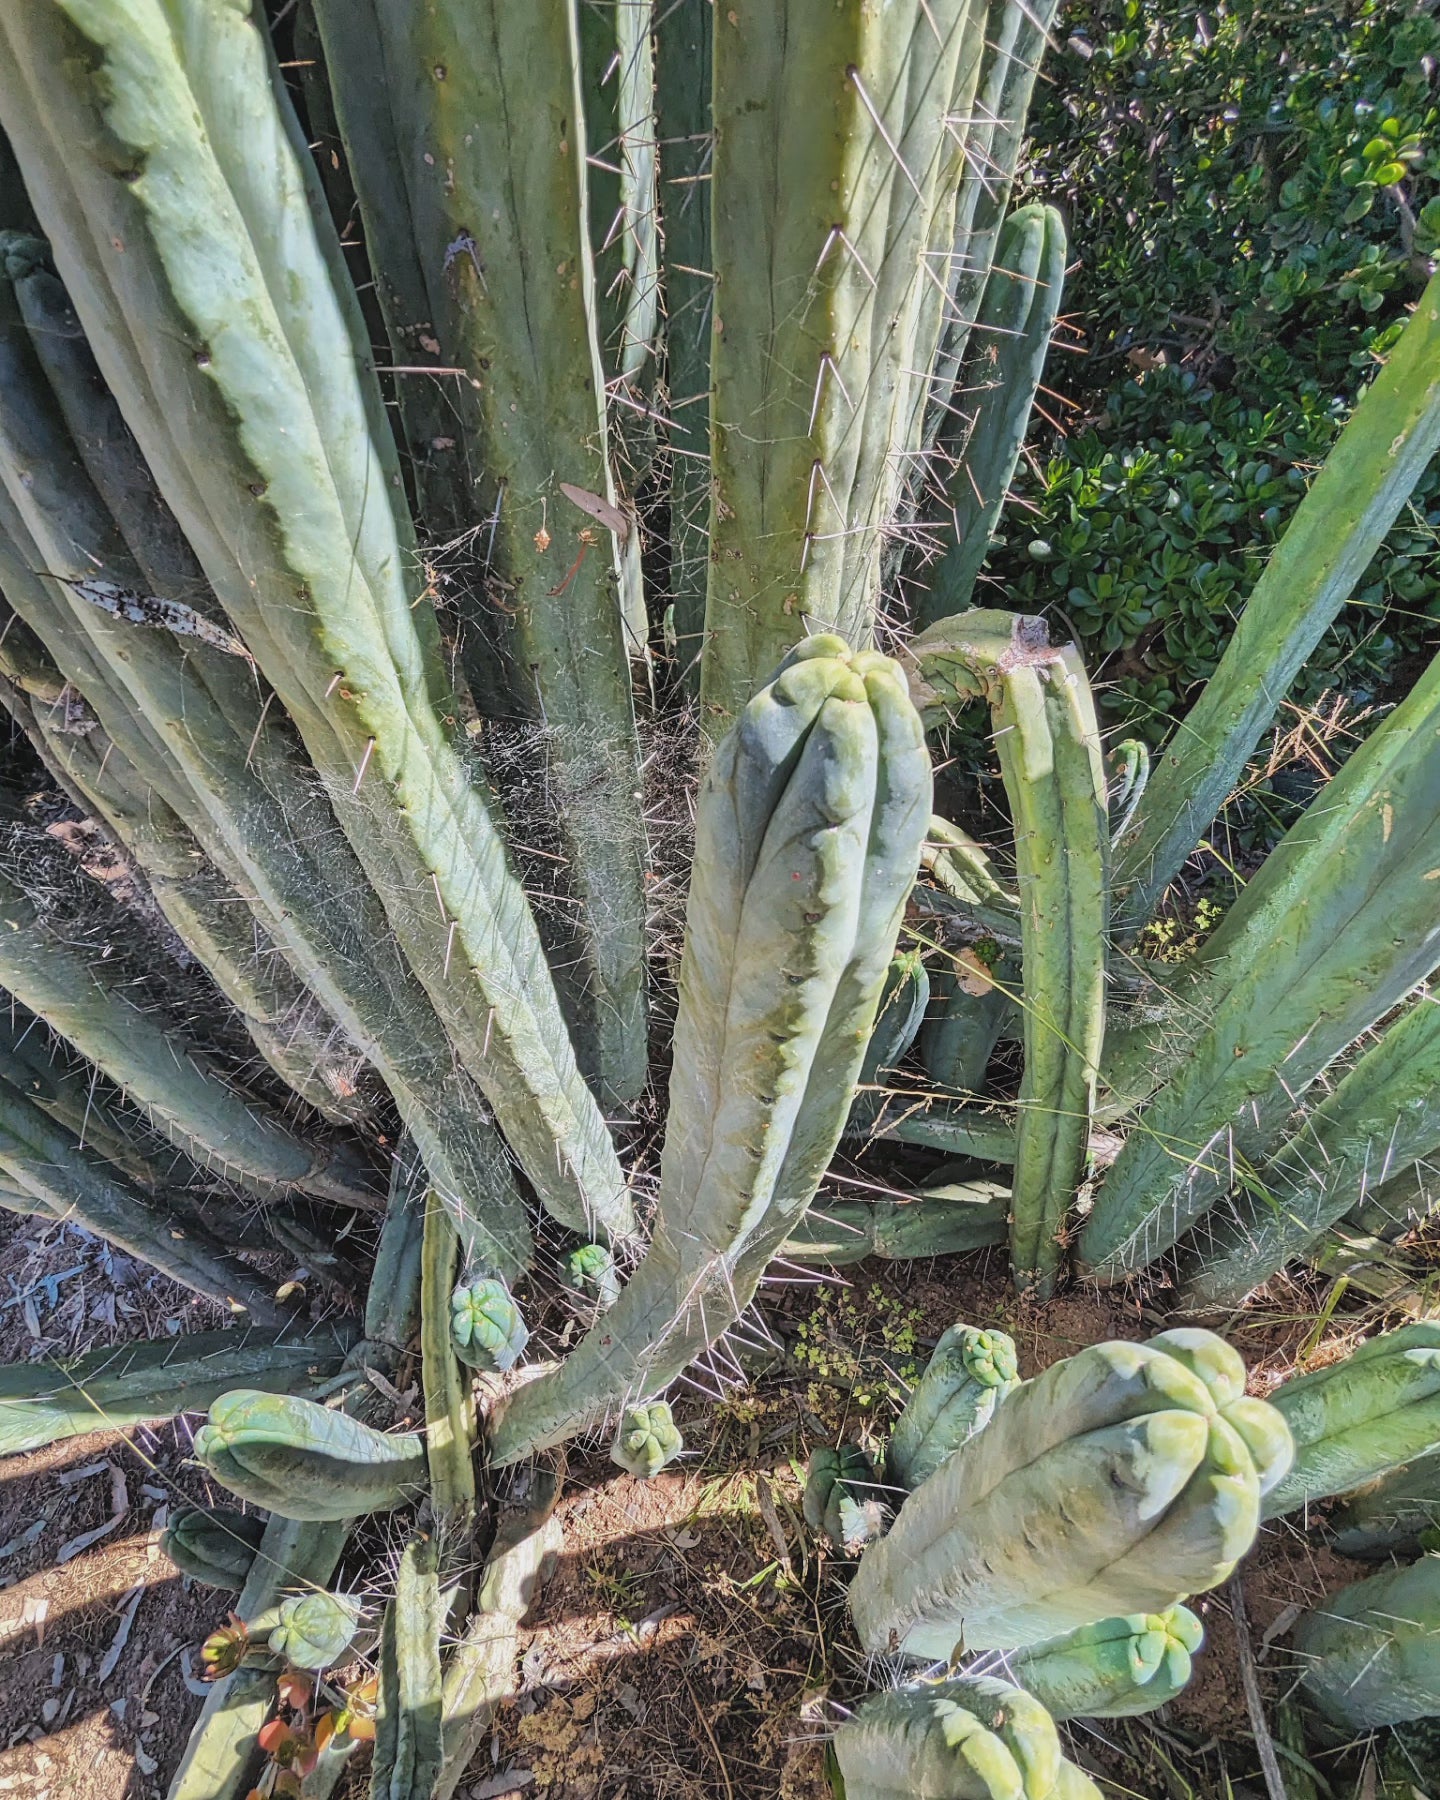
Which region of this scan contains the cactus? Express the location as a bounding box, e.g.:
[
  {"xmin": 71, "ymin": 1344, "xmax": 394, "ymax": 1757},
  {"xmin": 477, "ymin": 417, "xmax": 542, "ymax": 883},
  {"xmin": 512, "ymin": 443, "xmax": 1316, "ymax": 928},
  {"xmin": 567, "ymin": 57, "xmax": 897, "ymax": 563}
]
[
  {"xmin": 611, "ymin": 1401, "xmax": 684, "ymax": 1479},
  {"xmin": 168, "ymin": 1513, "xmax": 350, "ymax": 1800},
  {"xmin": 1293, "ymin": 1554, "xmax": 1440, "ymax": 1730},
  {"xmin": 194, "ymin": 1391, "xmax": 427, "ymax": 1523},
  {"xmin": 372, "ymin": 1536, "xmax": 444, "ymax": 1800},
  {"xmin": 421, "ymin": 1200, "xmax": 477, "ymax": 1528},
  {"xmin": 309, "ymin": 0, "xmax": 650, "ymax": 1105},
  {"xmin": 886, "ymin": 1324, "xmax": 1020, "ymax": 1491},
  {"xmin": 268, "ymin": 1589, "xmax": 363, "ymax": 1672},
  {"xmin": 911, "ymin": 611, "xmax": 1107, "ymax": 1294},
  {"xmin": 1007, "ymin": 1607, "xmax": 1204, "ymax": 1721},
  {"xmin": 1332, "ymin": 1451, "xmax": 1440, "ymax": 1560},
  {"xmin": 1081, "ymin": 641, "xmax": 1440, "ymax": 1281},
  {"xmin": 917, "ymin": 205, "xmax": 1067, "ymax": 626},
  {"xmin": 1262, "ymin": 1325, "xmax": 1440, "ymax": 1520},
  {"xmin": 0, "ymin": 1326, "xmax": 354, "ymax": 1459},
  {"xmin": 919, "ymin": 951, "xmax": 1015, "ymax": 1098},
  {"xmin": 829, "ymin": 1675, "xmax": 1102, "ymax": 1799},
  {"xmin": 161, "ymin": 1507, "xmax": 267, "ymax": 1591},
  {"xmin": 450, "ymin": 1278, "xmax": 530, "ymax": 1375},
  {"xmin": 0, "ymin": 0, "xmax": 633, "ymax": 1243},
  {"xmin": 563, "ymin": 1243, "xmax": 621, "ymax": 1311},
  {"xmin": 849, "ymin": 947, "xmax": 931, "ymax": 1129},
  {"xmin": 1114, "ymin": 271, "xmax": 1440, "ymax": 933},
  {"xmin": 701, "ymin": 1, "xmax": 993, "ymax": 729},
  {"xmin": 781, "ymin": 1181, "xmax": 1010, "ymax": 1266},
  {"xmin": 1178, "ymin": 993, "xmax": 1440, "ymax": 1308},
  {"xmin": 805, "ymin": 1444, "xmax": 889, "ymax": 1554},
  {"xmin": 489, "ymin": 640, "xmax": 930, "ymax": 1463},
  {"xmin": 848, "ymin": 1331, "xmax": 1291, "ymax": 1656}
]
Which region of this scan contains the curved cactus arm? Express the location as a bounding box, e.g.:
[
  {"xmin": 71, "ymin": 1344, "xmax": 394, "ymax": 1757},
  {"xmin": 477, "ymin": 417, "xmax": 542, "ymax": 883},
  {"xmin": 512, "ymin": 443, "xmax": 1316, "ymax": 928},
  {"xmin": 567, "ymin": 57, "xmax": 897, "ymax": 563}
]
[
  {"xmin": 1081, "ymin": 644, "xmax": 1440, "ymax": 1282},
  {"xmin": 0, "ymin": 1325, "xmax": 355, "ymax": 1459},
  {"xmin": 1114, "ymin": 272, "xmax": 1440, "ymax": 934},
  {"xmin": 0, "ymin": 0, "xmax": 631, "ymax": 1242},
  {"xmin": 1293, "ymin": 1553, "xmax": 1440, "ymax": 1731},
  {"xmin": 848, "ymin": 947, "xmax": 931, "ymax": 1130},
  {"xmin": 887, "ymin": 1323, "xmax": 1020, "ymax": 1491},
  {"xmin": 863, "ymin": 1093, "xmax": 1019, "ymax": 1163},
  {"xmin": 917, "ymin": 205, "xmax": 1068, "ymax": 627},
  {"xmin": 912, "ymin": 610, "xmax": 1107, "ymax": 1294},
  {"xmin": 848, "ymin": 1332, "xmax": 1289, "ymax": 1655},
  {"xmin": 372, "ymin": 1536, "xmax": 445, "ymax": 1800},
  {"xmin": 653, "ymin": 0, "xmax": 713, "ymax": 688},
  {"xmin": 920, "ymin": 814, "xmax": 1022, "ymax": 931},
  {"xmin": 194, "ymin": 1390, "xmax": 428, "ymax": 1522},
  {"xmin": 1347, "ymin": 1155, "xmax": 1440, "ymax": 1241},
  {"xmin": 161, "ymin": 1506, "xmax": 267, "ymax": 1591},
  {"xmin": 420, "ymin": 1198, "xmax": 477, "ymax": 1530},
  {"xmin": 488, "ymin": 643, "xmax": 931, "ymax": 1464},
  {"xmin": 919, "ymin": 0, "xmax": 1063, "ymax": 451},
  {"xmin": 1178, "ymin": 993, "xmax": 1440, "ymax": 1309},
  {"xmin": 700, "ymin": 1, "xmax": 989, "ymax": 730},
  {"xmin": 831, "ymin": 1675, "xmax": 1101, "ymax": 1800},
  {"xmin": 0, "ymin": 1073, "xmax": 292, "ymax": 1324},
  {"xmin": 167, "ymin": 1514, "xmax": 350, "ymax": 1800},
  {"xmin": 309, "ymin": 0, "xmax": 650, "ymax": 1106},
  {"xmin": 781, "ymin": 1180, "xmax": 1010, "ymax": 1265},
  {"xmin": 1262, "ymin": 1325, "xmax": 1440, "ymax": 1520},
  {"xmin": 1006, "ymin": 1606, "xmax": 1204, "ymax": 1721},
  {"xmin": 355, "ymin": 1144, "xmax": 428, "ymax": 1377}
]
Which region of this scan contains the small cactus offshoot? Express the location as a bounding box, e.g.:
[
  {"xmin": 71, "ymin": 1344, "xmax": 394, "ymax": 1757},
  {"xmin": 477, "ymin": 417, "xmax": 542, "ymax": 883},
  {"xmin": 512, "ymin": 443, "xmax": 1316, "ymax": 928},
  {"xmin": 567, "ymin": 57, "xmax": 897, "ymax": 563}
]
[
  {"xmin": 805, "ymin": 1444, "xmax": 890, "ymax": 1556},
  {"xmin": 268, "ymin": 1589, "xmax": 363, "ymax": 1672},
  {"xmin": 450, "ymin": 1277, "xmax": 529, "ymax": 1373},
  {"xmin": 610, "ymin": 1402, "xmax": 683, "ymax": 1479}
]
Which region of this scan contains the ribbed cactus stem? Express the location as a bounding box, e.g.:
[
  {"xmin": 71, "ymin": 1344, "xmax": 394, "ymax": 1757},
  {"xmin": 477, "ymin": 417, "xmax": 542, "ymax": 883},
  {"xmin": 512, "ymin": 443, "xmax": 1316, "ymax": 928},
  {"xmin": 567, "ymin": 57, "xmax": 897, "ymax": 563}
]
[
  {"xmin": 489, "ymin": 641, "xmax": 931, "ymax": 1463},
  {"xmin": 1331, "ymin": 1450, "xmax": 1440, "ymax": 1560},
  {"xmin": 310, "ymin": 0, "xmax": 650, "ymax": 1108},
  {"xmin": 701, "ymin": 0, "xmax": 989, "ymax": 729},
  {"xmin": 780, "ymin": 1181, "xmax": 1010, "ymax": 1265},
  {"xmin": 917, "ymin": 205, "xmax": 1068, "ymax": 626},
  {"xmin": 1114, "ymin": 271, "xmax": 1440, "ymax": 933},
  {"xmin": 1081, "ymin": 642, "xmax": 1440, "ymax": 1281},
  {"xmin": 0, "ymin": 0, "xmax": 632, "ymax": 1240},
  {"xmin": 887, "ymin": 1323, "xmax": 1020, "ymax": 1490},
  {"xmin": 1293, "ymin": 1554, "xmax": 1440, "ymax": 1730},
  {"xmin": 1178, "ymin": 992, "xmax": 1440, "ymax": 1308},
  {"xmin": 420, "ymin": 1198, "xmax": 477, "ymax": 1529},
  {"xmin": 373, "ymin": 1536, "xmax": 445, "ymax": 1800},
  {"xmin": 911, "ymin": 610, "xmax": 1107, "ymax": 1294},
  {"xmin": 1006, "ymin": 1607, "xmax": 1204, "ymax": 1721}
]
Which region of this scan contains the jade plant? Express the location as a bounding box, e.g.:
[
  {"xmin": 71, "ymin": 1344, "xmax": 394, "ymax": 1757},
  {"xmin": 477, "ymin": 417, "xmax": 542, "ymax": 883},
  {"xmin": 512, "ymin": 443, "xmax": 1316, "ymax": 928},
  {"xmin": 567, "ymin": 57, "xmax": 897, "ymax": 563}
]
[{"xmin": 0, "ymin": 1, "xmax": 1434, "ymax": 1795}]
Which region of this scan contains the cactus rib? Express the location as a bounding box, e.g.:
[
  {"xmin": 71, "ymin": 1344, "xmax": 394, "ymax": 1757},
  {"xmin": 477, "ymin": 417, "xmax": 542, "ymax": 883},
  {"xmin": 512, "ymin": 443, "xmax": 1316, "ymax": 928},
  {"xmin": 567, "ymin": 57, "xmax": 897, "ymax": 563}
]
[
  {"xmin": 1114, "ymin": 271, "xmax": 1440, "ymax": 933},
  {"xmin": 912, "ymin": 610, "xmax": 1107, "ymax": 1293},
  {"xmin": 887, "ymin": 1322, "xmax": 1020, "ymax": 1491},
  {"xmin": 0, "ymin": 0, "xmax": 632, "ymax": 1241},
  {"xmin": 372, "ymin": 1536, "xmax": 445, "ymax": 1800},
  {"xmin": 420, "ymin": 1197, "xmax": 477, "ymax": 1528}
]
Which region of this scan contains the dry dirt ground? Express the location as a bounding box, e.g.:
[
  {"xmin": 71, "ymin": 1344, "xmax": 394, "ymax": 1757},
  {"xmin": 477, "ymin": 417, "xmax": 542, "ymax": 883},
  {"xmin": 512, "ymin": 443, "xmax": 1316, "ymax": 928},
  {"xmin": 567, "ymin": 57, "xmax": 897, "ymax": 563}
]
[{"xmin": 0, "ymin": 1208, "xmax": 1404, "ymax": 1800}]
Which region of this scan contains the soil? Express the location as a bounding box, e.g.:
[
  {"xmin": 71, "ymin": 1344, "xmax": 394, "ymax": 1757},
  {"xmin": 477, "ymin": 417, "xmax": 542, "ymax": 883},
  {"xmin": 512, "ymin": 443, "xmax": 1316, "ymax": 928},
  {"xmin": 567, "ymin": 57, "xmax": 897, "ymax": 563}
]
[{"xmin": 0, "ymin": 1211, "xmax": 1419, "ymax": 1800}]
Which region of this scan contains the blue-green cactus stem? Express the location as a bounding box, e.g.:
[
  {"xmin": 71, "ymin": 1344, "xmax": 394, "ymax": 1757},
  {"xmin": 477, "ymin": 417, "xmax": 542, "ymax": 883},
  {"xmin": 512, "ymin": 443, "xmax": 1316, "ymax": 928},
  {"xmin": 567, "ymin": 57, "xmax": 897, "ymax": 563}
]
[
  {"xmin": 701, "ymin": 0, "xmax": 989, "ymax": 730},
  {"xmin": 451, "ymin": 1277, "xmax": 530, "ymax": 1376},
  {"xmin": 161, "ymin": 1507, "xmax": 267, "ymax": 1591},
  {"xmin": 611, "ymin": 1401, "xmax": 684, "ymax": 1479},
  {"xmin": 1293, "ymin": 1554, "xmax": 1440, "ymax": 1730},
  {"xmin": 781, "ymin": 1180, "xmax": 1010, "ymax": 1265},
  {"xmin": 1007, "ymin": 1606, "xmax": 1204, "ymax": 1721},
  {"xmin": 269, "ymin": 1589, "xmax": 362, "ymax": 1672},
  {"xmin": 372, "ymin": 1535, "xmax": 445, "ymax": 1800},
  {"xmin": 421, "ymin": 1198, "xmax": 477, "ymax": 1528},
  {"xmin": 488, "ymin": 642, "xmax": 931, "ymax": 1463},
  {"xmin": 1331, "ymin": 1450, "xmax": 1440, "ymax": 1560},
  {"xmin": 887, "ymin": 1323, "xmax": 1020, "ymax": 1491},
  {"xmin": 917, "ymin": 205, "xmax": 1068, "ymax": 627}
]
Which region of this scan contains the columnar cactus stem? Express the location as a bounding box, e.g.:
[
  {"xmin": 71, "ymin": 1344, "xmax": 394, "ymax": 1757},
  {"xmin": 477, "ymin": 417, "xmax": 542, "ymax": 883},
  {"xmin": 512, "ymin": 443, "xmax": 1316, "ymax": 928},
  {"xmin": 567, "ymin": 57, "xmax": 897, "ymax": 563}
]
[
  {"xmin": 1262, "ymin": 1325, "xmax": 1440, "ymax": 1520},
  {"xmin": 830, "ymin": 1675, "xmax": 1103, "ymax": 1799},
  {"xmin": 1178, "ymin": 993, "xmax": 1440, "ymax": 1308},
  {"xmin": 0, "ymin": 0, "xmax": 633, "ymax": 1238},
  {"xmin": 420, "ymin": 1198, "xmax": 477, "ymax": 1531},
  {"xmin": 917, "ymin": 205, "xmax": 1068, "ymax": 626},
  {"xmin": 1114, "ymin": 272, "xmax": 1440, "ymax": 933},
  {"xmin": 0, "ymin": 233, "xmax": 536, "ymax": 1271},
  {"xmin": 489, "ymin": 640, "xmax": 931, "ymax": 1462},
  {"xmin": 1006, "ymin": 1606, "xmax": 1204, "ymax": 1721},
  {"xmin": 848, "ymin": 1331, "xmax": 1291, "ymax": 1655},
  {"xmin": 1081, "ymin": 643, "xmax": 1440, "ymax": 1281},
  {"xmin": 373, "ymin": 1536, "xmax": 445, "ymax": 1800},
  {"xmin": 911, "ymin": 610, "xmax": 1107, "ymax": 1293},
  {"xmin": 781, "ymin": 1181, "xmax": 1009, "ymax": 1265},
  {"xmin": 701, "ymin": 0, "xmax": 989, "ymax": 729},
  {"xmin": 0, "ymin": 1325, "xmax": 355, "ymax": 1459},
  {"xmin": 887, "ymin": 1323, "xmax": 1020, "ymax": 1490},
  {"xmin": 1331, "ymin": 1450, "xmax": 1440, "ymax": 1560},
  {"xmin": 310, "ymin": 0, "xmax": 650, "ymax": 1107},
  {"xmin": 1293, "ymin": 1554, "xmax": 1440, "ymax": 1730}
]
